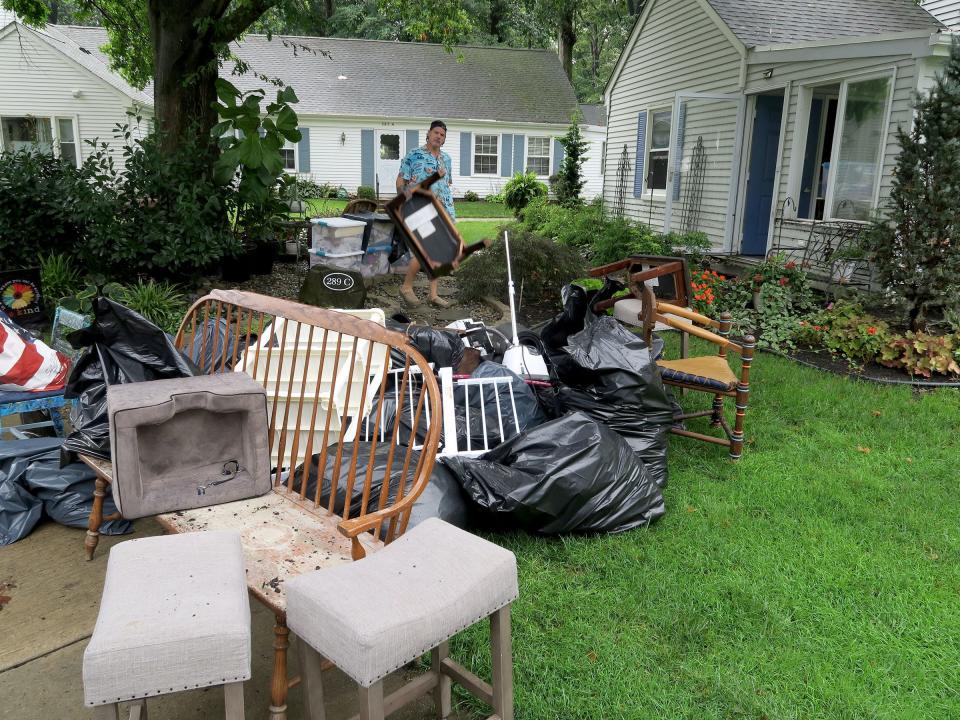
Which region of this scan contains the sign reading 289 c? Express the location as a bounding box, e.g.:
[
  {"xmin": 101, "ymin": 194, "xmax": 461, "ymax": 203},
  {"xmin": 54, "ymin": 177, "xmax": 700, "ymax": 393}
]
[{"xmin": 322, "ymin": 272, "xmax": 355, "ymax": 292}]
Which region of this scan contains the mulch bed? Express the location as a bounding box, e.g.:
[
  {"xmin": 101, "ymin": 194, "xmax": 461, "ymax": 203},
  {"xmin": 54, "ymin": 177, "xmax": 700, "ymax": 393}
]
[{"xmin": 774, "ymin": 346, "xmax": 960, "ymax": 387}]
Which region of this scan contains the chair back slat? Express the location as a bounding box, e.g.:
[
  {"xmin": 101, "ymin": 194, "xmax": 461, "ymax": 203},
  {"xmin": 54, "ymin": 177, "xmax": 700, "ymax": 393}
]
[{"xmin": 174, "ymin": 290, "xmax": 441, "ymax": 544}]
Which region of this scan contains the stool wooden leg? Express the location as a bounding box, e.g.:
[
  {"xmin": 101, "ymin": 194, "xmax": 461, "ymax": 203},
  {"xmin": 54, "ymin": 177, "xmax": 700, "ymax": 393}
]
[
  {"xmin": 431, "ymin": 641, "xmax": 451, "ymax": 719},
  {"xmin": 85, "ymin": 476, "xmax": 107, "ymax": 561},
  {"xmin": 269, "ymin": 616, "xmax": 290, "ymax": 720},
  {"xmin": 490, "ymin": 605, "xmax": 514, "ymax": 720},
  {"xmin": 128, "ymin": 699, "xmax": 147, "ymax": 720},
  {"xmin": 359, "ymin": 681, "xmax": 384, "ymax": 720},
  {"xmin": 295, "ymin": 635, "xmax": 327, "ymax": 720},
  {"xmin": 224, "ymin": 681, "xmax": 245, "ymax": 720},
  {"xmin": 92, "ymin": 704, "xmax": 119, "ymax": 720}
]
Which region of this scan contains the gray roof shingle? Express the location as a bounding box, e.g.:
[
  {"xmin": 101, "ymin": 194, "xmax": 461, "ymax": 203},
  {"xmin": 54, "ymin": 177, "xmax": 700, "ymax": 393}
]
[
  {"xmin": 54, "ymin": 27, "xmax": 580, "ymax": 124},
  {"xmin": 705, "ymin": 0, "xmax": 945, "ymax": 48},
  {"xmin": 579, "ymin": 103, "xmax": 606, "ymax": 126}
]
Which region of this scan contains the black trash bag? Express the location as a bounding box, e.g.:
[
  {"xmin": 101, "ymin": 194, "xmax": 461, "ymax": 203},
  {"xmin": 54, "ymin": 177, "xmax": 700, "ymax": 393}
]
[
  {"xmin": 184, "ymin": 317, "xmax": 256, "ymax": 373},
  {"xmin": 454, "ymin": 361, "xmax": 546, "ymax": 450},
  {"xmin": 0, "ymin": 438, "xmax": 132, "ymax": 545},
  {"xmin": 289, "ymin": 442, "xmax": 469, "ymax": 531},
  {"xmin": 540, "ymin": 284, "xmax": 593, "ymax": 384},
  {"xmin": 440, "ymin": 412, "xmax": 664, "ymax": 534},
  {"xmin": 405, "ymin": 326, "xmax": 463, "ymax": 368},
  {"xmin": 62, "ymin": 298, "xmax": 198, "ymax": 461},
  {"xmin": 556, "ymin": 315, "xmax": 674, "ymax": 488},
  {"xmin": 363, "ymin": 390, "xmax": 430, "ymax": 448}
]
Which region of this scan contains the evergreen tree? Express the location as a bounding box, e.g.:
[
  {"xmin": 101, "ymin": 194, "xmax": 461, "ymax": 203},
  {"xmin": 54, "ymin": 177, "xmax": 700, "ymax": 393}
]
[
  {"xmin": 864, "ymin": 39, "xmax": 960, "ymax": 331},
  {"xmin": 553, "ymin": 114, "xmax": 589, "ymax": 207}
]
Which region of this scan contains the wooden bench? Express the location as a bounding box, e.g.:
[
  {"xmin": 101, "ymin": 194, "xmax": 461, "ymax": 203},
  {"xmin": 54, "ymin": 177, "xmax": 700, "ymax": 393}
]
[{"xmin": 79, "ymin": 289, "xmax": 442, "ymax": 720}]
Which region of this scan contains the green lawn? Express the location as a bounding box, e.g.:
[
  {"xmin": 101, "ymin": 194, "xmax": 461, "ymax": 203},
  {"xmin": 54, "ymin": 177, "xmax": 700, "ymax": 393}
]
[
  {"xmin": 459, "ymin": 220, "xmax": 505, "ymax": 246},
  {"xmin": 299, "ymin": 198, "xmax": 511, "ymax": 218},
  {"xmin": 448, "ymin": 342, "xmax": 960, "ymax": 719}
]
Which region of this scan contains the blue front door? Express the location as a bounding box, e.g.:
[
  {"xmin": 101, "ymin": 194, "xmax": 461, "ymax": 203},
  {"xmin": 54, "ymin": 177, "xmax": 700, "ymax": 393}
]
[{"xmin": 741, "ymin": 94, "xmax": 784, "ymax": 256}]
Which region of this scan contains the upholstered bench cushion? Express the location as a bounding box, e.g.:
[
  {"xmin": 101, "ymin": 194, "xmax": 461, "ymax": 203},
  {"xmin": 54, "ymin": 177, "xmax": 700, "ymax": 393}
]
[
  {"xmin": 657, "ymin": 356, "xmax": 738, "ymax": 392},
  {"xmin": 286, "ymin": 517, "xmax": 518, "ymax": 687},
  {"xmin": 82, "ymin": 531, "xmax": 251, "ymax": 706}
]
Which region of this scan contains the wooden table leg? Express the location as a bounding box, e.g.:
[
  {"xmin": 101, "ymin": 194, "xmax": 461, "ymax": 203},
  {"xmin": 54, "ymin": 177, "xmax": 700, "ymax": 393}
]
[
  {"xmin": 85, "ymin": 475, "xmax": 107, "ymax": 561},
  {"xmin": 269, "ymin": 615, "xmax": 290, "ymax": 720}
]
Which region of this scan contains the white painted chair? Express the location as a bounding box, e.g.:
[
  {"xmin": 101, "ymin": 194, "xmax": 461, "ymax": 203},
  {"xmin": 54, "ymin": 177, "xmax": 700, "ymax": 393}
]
[
  {"xmin": 286, "ymin": 517, "xmax": 518, "ymax": 720},
  {"xmin": 82, "ymin": 531, "xmax": 250, "ymax": 719}
]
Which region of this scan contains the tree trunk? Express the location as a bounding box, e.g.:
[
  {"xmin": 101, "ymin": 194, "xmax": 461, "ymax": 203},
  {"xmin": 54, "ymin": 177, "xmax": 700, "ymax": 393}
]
[
  {"xmin": 626, "ymin": 0, "xmax": 645, "ymax": 16},
  {"xmin": 48, "ymin": 1, "xmax": 59, "ymax": 24},
  {"xmin": 148, "ymin": 0, "xmax": 219, "ymax": 157},
  {"xmin": 489, "ymin": 0, "xmax": 508, "ymax": 43},
  {"xmin": 324, "ymin": 0, "xmax": 334, "ymax": 20},
  {"xmin": 557, "ymin": 7, "xmax": 576, "ymax": 81}
]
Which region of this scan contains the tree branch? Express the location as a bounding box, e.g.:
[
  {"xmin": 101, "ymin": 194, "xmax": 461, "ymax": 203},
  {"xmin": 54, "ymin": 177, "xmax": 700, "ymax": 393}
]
[{"xmin": 214, "ymin": 0, "xmax": 280, "ymax": 44}]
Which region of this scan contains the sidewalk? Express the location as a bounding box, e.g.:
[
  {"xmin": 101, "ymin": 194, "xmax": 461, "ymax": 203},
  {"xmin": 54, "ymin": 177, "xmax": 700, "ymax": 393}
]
[{"xmin": 0, "ymin": 519, "xmax": 465, "ymax": 719}]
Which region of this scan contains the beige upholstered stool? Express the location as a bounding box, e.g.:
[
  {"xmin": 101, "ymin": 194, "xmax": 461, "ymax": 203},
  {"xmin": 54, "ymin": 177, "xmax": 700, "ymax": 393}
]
[
  {"xmin": 286, "ymin": 518, "xmax": 519, "ymax": 720},
  {"xmin": 82, "ymin": 531, "xmax": 251, "ymax": 719}
]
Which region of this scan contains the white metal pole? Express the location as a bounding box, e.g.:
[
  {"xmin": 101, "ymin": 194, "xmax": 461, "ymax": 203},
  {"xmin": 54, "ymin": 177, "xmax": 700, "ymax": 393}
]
[{"xmin": 504, "ymin": 230, "xmax": 520, "ymax": 346}]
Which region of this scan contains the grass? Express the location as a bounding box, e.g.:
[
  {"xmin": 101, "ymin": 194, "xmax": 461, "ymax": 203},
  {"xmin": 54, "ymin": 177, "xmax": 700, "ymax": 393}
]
[
  {"xmin": 446, "ymin": 340, "xmax": 960, "ymax": 719},
  {"xmin": 297, "ymin": 198, "xmax": 512, "ymax": 218},
  {"xmin": 459, "ymin": 220, "xmax": 505, "ymax": 246}
]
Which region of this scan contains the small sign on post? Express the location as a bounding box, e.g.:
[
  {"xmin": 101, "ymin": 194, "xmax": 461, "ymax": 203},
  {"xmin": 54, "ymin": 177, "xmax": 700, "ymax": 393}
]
[{"xmin": 0, "ymin": 268, "xmax": 45, "ymax": 328}]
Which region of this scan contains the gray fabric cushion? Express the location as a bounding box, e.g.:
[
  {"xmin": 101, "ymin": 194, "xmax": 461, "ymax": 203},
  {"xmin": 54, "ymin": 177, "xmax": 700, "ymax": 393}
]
[
  {"xmin": 82, "ymin": 531, "xmax": 251, "ymax": 706},
  {"xmin": 286, "ymin": 518, "xmax": 518, "ymax": 687},
  {"xmin": 108, "ymin": 372, "xmax": 270, "ymax": 518}
]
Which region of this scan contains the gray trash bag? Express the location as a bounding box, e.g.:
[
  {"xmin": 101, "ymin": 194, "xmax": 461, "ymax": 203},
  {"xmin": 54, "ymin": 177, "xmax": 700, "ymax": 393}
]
[
  {"xmin": 555, "ymin": 313, "xmax": 675, "ymax": 488},
  {"xmin": 441, "ymin": 412, "xmax": 665, "ymax": 534},
  {"xmin": 184, "ymin": 317, "xmax": 256, "ymax": 373},
  {"xmin": 0, "ymin": 438, "xmax": 132, "ymax": 545},
  {"xmin": 288, "ymin": 442, "xmax": 470, "ymax": 532}
]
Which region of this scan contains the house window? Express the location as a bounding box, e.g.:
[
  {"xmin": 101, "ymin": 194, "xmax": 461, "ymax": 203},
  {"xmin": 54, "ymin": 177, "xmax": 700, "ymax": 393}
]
[
  {"xmin": 281, "ymin": 139, "xmax": 297, "ymax": 172},
  {"xmin": 647, "ymin": 109, "xmax": 671, "ymax": 191},
  {"xmin": 57, "ymin": 119, "xmax": 77, "ymax": 166},
  {"xmin": 1, "ymin": 115, "xmax": 80, "ymax": 167},
  {"xmin": 795, "ymin": 74, "xmax": 892, "ymax": 221},
  {"xmin": 526, "ymin": 136, "xmax": 550, "ymax": 176},
  {"xmin": 379, "ymin": 133, "xmax": 400, "ymax": 160},
  {"xmin": 474, "ymin": 134, "xmax": 498, "ymax": 175}
]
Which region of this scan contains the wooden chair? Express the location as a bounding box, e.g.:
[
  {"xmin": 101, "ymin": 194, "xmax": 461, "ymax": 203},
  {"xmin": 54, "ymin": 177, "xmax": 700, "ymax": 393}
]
[
  {"xmin": 638, "ymin": 284, "xmax": 755, "ymax": 460},
  {"xmin": 79, "ymin": 289, "xmax": 443, "ymax": 720},
  {"xmin": 590, "ymin": 255, "xmax": 693, "ymax": 358}
]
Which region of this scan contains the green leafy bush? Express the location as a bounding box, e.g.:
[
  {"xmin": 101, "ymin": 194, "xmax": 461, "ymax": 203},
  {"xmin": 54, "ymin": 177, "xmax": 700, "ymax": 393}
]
[
  {"xmin": 356, "ymin": 185, "xmax": 376, "ymax": 200},
  {"xmin": 795, "ymin": 301, "xmax": 891, "ymax": 364},
  {"xmin": 553, "ymin": 115, "xmax": 588, "ymax": 207},
  {"xmin": 116, "ymin": 279, "xmax": 188, "ymax": 335},
  {"xmin": 457, "ymin": 228, "xmax": 585, "ymax": 306},
  {"xmin": 283, "ymin": 176, "xmax": 325, "ymax": 202},
  {"xmin": 503, "ymin": 171, "xmax": 548, "ymax": 216},
  {"xmin": 880, "ymin": 331, "xmax": 960, "ymax": 377},
  {"xmin": 39, "ymin": 253, "xmax": 83, "ymax": 308},
  {"xmin": 463, "ymin": 190, "xmax": 479, "ymax": 202}
]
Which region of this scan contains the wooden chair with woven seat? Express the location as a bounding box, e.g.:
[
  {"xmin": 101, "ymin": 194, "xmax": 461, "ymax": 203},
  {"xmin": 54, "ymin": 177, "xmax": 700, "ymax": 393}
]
[
  {"xmin": 638, "ymin": 283, "xmax": 756, "ymax": 460},
  {"xmin": 343, "ymin": 198, "xmax": 379, "ymax": 215}
]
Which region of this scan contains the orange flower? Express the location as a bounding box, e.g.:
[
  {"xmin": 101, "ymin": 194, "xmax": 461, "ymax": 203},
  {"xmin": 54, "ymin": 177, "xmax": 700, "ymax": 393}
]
[{"xmin": 867, "ymin": 326, "xmax": 877, "ymax": 335}]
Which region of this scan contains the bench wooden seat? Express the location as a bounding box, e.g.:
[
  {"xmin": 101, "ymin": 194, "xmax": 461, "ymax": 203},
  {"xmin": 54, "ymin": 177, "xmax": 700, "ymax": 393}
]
[{"xmin": 79, "ymin": 289, "xmax": 442, "ymax": 720}]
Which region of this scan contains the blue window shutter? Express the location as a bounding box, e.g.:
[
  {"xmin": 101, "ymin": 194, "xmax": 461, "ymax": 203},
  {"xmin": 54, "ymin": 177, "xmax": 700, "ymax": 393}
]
[
  {"xmin": 501, "ymin": 133, "xmax": 513, "ymax": 177},
  {"xmin": 460, "ymin": 131, "xmax": 472, "ymax": 176},
  {"xmin": 360, "ymin": 129, "xmax": 374, "ymax": 187},
  {"xmin": 552, "ymin": 139, "xmax": 564, "ymax": 176},
  {"xmin": 634, "ymin": 110, "xmax": 648, "ymax": 197},
  {"xmin": 513, "ymin": 134, "xmax": 525, "ymax": 173},
  {"xmin": 672, "ymin": 103, "xmax": 686, "ymax": 201},
  {"xmin": 298, "ymin": 127, "xmax": 311, "ymax": 173},
  {"xmin": 405, "ymin": 129, "xmax": 419, "ymax": 154},
  {"xmin": 258, "ymin": 128, "xmax": 266, "ymax": 138}
]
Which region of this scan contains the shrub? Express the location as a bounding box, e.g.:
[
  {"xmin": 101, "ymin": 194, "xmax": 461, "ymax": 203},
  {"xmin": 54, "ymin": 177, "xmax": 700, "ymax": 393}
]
[
  {"xmin": 463, "ymin": 190, "xmax": 479, "ymax": 202},
  {"xmin": 356, "ymin": 185, "xmax": 376, "ymax": 200},
  {"xmin": 553, "ymin": 115, "xmax": 588, "ymax": 207},
  {"xmin": 879, "ymin": 331, "xmax": 960, "ymax": 377},
  {"xmin": 0, "ymin": 150, "xmax": 101, "ymax": 269},
  {"xmin": 39, "ymin": 253, "xmax": 83, "ymax": 308},
  {"xmin": 457, "ymin": 228, "xmax": 585, "ymax": 306},
  {"xmin": 485, "ymin": 191, "xmax": 504, "ymax": 203},
  {"xmin": 795, "ymin": 301, "xmax": 892, "ymax": 364},
  {"xmin": 116, "ymin": 279, "xmax": 187, "ymax": 335},
  {"xmin": 659, "ymin": 231, "xmax": 712, "ymax": 263},
  {"xmin": 503, "ymin": 171, "xmax": 548, "ymax": 216},
  {"xmin": 283, "ymin": 175, "xmax": 325, "ymax": 202},
  {"xmin": 862, "ymin": 39, "xmax": 960, "ymax": 330}
]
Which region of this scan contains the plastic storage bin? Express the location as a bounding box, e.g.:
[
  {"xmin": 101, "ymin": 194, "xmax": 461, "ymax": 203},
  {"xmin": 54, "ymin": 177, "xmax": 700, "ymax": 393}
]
[{"xmin": 309, "ymin": 217, "xmax": 366, "ymax": 269}]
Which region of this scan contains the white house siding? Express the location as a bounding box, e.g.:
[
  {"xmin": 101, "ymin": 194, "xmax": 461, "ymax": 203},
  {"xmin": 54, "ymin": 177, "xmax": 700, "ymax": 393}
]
[
  {"xmin": 0, "ymin": 24, "xmax": 146, "ymax": 167},
  {"xmin": 297, "ymin": 118, "xmax": 605, "ymax": 201},
  {"xmin": 922, "ymin": 0, "xmax": 960, "ymax": 29},
  {"xmin": 603, "ymin": 0, "xmax": 742, "ymax": 245},
  {"xmin": 744, "ymin": 53, "xmax": 923, "ymax": 252}
]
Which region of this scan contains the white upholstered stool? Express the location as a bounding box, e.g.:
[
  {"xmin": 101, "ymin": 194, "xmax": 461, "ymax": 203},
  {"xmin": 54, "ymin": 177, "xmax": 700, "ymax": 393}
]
[
  {"xmin": 82, "ymin": 531, "xmax": 251, "ymax": 719},
  {"xmin": 286, "ymin": 517, "xmax": 519, "ymax": 720}
]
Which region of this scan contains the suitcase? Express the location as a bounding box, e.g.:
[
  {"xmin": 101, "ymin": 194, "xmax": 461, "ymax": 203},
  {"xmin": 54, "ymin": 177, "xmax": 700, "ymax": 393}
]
[
  {"xmin": 385, "ymin": 172, "xmax": 489, "ymax": 279},
  {"xmin": 107, "ymin": 372, "xmax": 271, "ymax": 518}
]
